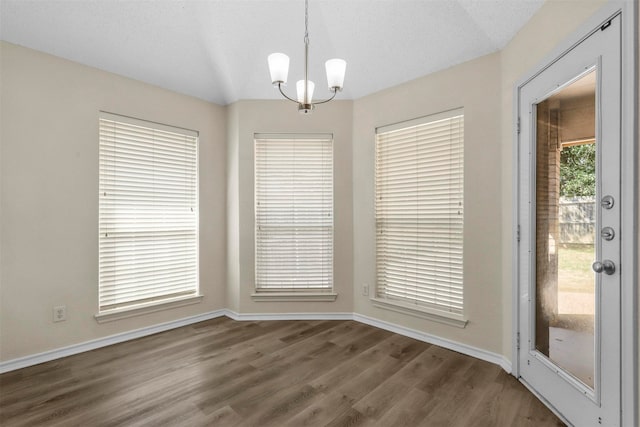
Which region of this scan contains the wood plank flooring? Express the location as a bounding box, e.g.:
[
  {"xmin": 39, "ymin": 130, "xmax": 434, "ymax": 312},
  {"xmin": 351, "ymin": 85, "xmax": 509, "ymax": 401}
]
[{"xmin": 0, "ymin": 318, "xmax": 564, "ymax": 426}]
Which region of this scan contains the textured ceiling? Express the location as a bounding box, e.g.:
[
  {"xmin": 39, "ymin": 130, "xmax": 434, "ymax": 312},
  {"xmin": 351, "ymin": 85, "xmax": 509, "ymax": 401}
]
[{"xmin": 0, "ymin": 0, "xmax": 544, "ymax": 105}]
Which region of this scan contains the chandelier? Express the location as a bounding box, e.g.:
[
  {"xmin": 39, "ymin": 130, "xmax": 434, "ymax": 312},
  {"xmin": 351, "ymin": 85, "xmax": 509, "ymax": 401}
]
[{"xmin": 267, "ymin": 0, "xmax": 347, "ymax": 114}]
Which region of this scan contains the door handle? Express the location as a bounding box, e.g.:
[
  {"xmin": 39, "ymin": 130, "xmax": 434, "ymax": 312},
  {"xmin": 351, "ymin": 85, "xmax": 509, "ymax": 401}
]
[{"xmin": 592, "ymin": 260, "xmax": 616, "ymax": 275}]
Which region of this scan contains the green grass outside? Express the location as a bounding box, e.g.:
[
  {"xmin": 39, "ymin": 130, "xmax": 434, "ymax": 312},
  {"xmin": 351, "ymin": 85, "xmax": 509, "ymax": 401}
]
[{"xmin": 558, "ymin": 244, "xmax": 596, "ymax": 293}]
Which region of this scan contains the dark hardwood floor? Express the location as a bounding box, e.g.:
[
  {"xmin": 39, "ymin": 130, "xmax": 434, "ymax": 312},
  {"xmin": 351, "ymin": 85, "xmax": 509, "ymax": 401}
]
[{"xmin": 0, "ymin": 318, "xmax": 564, "ymax": 426}]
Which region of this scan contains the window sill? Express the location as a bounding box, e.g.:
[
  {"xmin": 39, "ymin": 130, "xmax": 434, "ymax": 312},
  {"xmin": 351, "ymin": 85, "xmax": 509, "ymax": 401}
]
[
  {"xmin": 370, "ymin": 297, "xmax": 468, "ymax": 328},
  {"xmin": 251, "ymin": 292, "xmax": 338, "ymax": 302},
  {"xmin": 94, "ymin": 294, "xmax": 203, "ymax": 323}
]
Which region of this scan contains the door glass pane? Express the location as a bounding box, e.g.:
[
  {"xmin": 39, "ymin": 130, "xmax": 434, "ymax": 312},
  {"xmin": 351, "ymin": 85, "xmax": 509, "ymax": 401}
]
[{"xmin": 534, "ymin": 70, "xmax": 596, "ymax": 389}]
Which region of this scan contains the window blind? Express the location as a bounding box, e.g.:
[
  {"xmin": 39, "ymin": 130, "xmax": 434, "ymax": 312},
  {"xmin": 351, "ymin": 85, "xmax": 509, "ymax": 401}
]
[
  {"xmin": 99, "ymin": 113, "xmax": 198, "ymax": 312},
  {"xmin": 375, "ymin": 110, "xmax": 464, "ymax": 315},
  {"xmin": 255, "ymin": 135, "xmax": 333, "ymax": 292}
]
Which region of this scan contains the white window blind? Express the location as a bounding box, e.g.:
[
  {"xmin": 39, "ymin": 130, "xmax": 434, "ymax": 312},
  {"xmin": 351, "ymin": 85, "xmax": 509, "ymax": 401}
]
[
  {"xmin": 375, "ymin": 109, "xmax": 464, "ymax": 315},
  {"xmin": 255, "ymin": 134, "xmax": 333, "ymax": 292},
  {"xmin": 99, "ymin": 113, "xmax": 198, "ymax": 312}
]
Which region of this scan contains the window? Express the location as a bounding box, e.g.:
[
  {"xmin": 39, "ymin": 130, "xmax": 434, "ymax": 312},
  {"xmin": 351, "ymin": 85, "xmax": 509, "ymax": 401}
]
[
  {"xmin": 375, "ymin": 109, "xmax": 464, "ymax": 324},
  {"xmin": 254, "ymin": 134, "xmax": 334, "ymax": 299},
  {"xmin": 98, "ymin": 113, "xmax": 199, "ymax": 316}
]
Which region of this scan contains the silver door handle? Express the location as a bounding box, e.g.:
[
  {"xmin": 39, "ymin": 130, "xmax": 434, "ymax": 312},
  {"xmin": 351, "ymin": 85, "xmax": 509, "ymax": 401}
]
[{"xmin": 592, "ymin": 260, "xmax": 615, "ymax": 275}]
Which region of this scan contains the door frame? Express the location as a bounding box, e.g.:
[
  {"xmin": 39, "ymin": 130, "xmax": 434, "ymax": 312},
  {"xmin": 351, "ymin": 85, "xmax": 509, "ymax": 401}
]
[{"xmin": 512, "ymin": 2, "xmax": 638, "ymax": 425}]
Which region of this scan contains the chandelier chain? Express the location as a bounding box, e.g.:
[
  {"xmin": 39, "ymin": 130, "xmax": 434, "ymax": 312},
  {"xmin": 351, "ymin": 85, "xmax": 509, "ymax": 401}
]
[{"xmin": 304, "ymin": 0, "xmax": 309, "ymax": 45}]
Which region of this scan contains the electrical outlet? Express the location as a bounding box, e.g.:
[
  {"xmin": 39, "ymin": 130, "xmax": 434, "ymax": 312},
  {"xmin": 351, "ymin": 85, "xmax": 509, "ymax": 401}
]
[
  {"xmin": 53, "ymin": 305, "xmax": 66, "ymax": 322},
  {"xmin": 362, "ymin": 283, "xmax": 369, "ymax": 296}
]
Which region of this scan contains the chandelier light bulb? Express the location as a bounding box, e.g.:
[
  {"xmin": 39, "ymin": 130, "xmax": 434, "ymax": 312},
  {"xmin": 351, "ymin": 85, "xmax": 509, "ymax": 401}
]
[
  {"xmin": 296, "ymin": 80, "xmax": 315, "ymax": 103},
  {"xmin": 268, "ymin": 53, "xmax": 290, "ymax": 84},
  {"xmin": 325, "ymin": 59, "xmax": 346, "ymax": 90}
]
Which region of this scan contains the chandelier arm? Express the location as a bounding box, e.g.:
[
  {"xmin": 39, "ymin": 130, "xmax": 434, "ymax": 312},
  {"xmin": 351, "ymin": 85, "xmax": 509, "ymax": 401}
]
[
  {"xmin": 277, "ymin": 82, "xmax": 300, "ymax": 104},
  {"xmin": 311, "ymin": 89, "xmax": 338, "ymax": 105}
]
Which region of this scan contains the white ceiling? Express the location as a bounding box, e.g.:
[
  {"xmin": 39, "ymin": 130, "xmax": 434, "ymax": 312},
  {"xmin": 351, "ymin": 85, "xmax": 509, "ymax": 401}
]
[{"xmin": 0, "ymin": 0, "xmax": 544, "ymax": 105}]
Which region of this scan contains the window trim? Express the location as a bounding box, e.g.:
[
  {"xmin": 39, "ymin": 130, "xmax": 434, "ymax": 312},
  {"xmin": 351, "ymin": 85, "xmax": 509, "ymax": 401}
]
[
  {"xmin": 251, "ymin": 292, "xmax": 338, "ymax": 302},
  {"xmin": 253, "ymin": 133, "xmax": 335, "ymax": 297},
  {"xmin": 370, "ymin": 297, "xmax": 467, "ymax": 328},
  {"xmin": 374, "ymin": 108, "xmax": 466, "ymax": 326},
  {"xmin": 94, "ymin": 295, "xmax": 203, "ymax": 323},
  {"xmin": 97, "ymin": 112, "xmax": 200, "ymax": 318}
]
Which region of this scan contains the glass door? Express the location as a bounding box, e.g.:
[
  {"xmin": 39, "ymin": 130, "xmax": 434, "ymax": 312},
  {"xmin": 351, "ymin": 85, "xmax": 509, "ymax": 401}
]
[
  {"xmin": 517, "ymin": 13, "xmax": 621, "ymax": 427},
  {"xmin": 534, "ymin": 70, "xmax": 597, "ymax": 390}
]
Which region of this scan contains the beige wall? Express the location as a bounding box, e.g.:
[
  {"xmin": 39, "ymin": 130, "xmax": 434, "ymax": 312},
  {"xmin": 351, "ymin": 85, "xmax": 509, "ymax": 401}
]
[
  {"xmin": 351, "ymin": 0, "xmax": 626, "ymax": 361},
  {"xmin": 0, "ymin": 1, "xmax": 634, "ymax": 390},
  {"xmin": 226, "ymin": 103, "xmax": 241, "ymax": 313},
  {"xmin": 0, "ymin": 42, "xmax": 227, "ymax": 361},
  {"xmin": 226, "ymin": 100, "xmax": 354, "ymax": 314},
  {"xmin": 637, "ymin": 0, "xmax": 639, "ymax": 416},
  {"xmin": 352, "ymin": 52, "xmax": 504, "ymax": 354}
]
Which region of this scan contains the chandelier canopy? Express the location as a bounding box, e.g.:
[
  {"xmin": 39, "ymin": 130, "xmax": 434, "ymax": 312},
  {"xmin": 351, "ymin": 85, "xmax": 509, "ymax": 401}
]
[{"xmin": 267, "ymin": 0, "xmax": 347, "ymax": 114}]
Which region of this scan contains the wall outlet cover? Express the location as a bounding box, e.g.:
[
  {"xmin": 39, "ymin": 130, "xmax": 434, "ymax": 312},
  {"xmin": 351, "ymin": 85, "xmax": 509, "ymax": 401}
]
[{"xmin": 53, "ymin": 305, "xmax": 67, "ymax": 322}]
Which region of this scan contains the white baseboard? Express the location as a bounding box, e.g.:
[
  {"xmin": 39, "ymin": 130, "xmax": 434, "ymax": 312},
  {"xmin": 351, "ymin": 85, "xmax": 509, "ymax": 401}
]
[
  {"xmin": 222, "ymin": 309, "xmax": 353, "ymax": 321},
  {"xmin": 353, "ymin": 313, "xmax": 507, "ymax": 369},
  {"xmin": 0, "ymin": 309, "xmax": 227, "ymax": 374},
  {"xmin": 1, "ymin": 309, "xmax": 511, "ymax": 375},
  {"xmin": 500, "ymin": 356, "xmax": 513, "ymax": 374}
]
